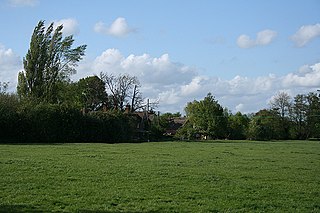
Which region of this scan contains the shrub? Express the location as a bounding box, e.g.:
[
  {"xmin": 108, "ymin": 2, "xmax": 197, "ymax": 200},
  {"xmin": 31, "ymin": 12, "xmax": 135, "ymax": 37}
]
[{"xmin": 0, "ymin": 94, "xmax": 20, "ymax": 141}]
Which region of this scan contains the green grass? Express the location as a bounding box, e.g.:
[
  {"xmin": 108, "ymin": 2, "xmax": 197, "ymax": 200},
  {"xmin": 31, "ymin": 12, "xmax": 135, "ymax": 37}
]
[{"xmin": 0, "ymin": 141, "xmax": 319, "ymax": 212}]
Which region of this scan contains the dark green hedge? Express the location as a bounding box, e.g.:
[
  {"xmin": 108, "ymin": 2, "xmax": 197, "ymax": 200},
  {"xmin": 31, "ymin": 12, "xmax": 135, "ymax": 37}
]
[{"xmin": 0, "ymin": 100, "xmax": 136, "ymax": 143}]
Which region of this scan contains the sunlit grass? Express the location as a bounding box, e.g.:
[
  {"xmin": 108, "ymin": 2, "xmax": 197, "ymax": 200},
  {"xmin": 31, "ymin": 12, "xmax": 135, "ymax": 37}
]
[{"xmin": 0, "ymin": 141, "xmax": 319, "ymax": 212}]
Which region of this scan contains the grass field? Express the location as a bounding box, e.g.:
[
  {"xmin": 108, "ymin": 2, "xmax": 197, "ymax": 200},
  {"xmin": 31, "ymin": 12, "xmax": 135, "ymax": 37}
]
[{"xmin": 0, "ymin": 141, "xmax": 319, "ymax": 212}]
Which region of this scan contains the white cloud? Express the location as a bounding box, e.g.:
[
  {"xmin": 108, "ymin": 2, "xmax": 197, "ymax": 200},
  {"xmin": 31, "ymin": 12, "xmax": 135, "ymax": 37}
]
[
  {"xmin": 8, "ymin": 0, "xmax": 38, "ymax": 7},
  {"xmin": 237, "ymin": 35, "xmax": 255, "ymax": 49},
  {"xmin": 94, "ymin": 17, "xmax": 136, "ymax": 37},
  {"xmin": 181, "ymin": 76, "xmax": 208, "ymax": 96},
  {"xmin": 291, "ymin": 23, "xmax": 320, "ymax": 47},
  {"xmin": 0, "ymin": 44, "xmax": 22, "ymax": 91},
  {"xmin": 237, "ymin": 29, "xmax": 277, "ymax": 48},
  {"xmin": 282, "ymin": 63, "xmax": 320, "ymax": 87},
  {"xmin": 92, "ymin": 48, "xmax": 196, "ymax": 87},
  {"xmin": 2, "ymin": 44, "xmax": 317, "ymax": 114},
  {"xmin": 256, "ymin": 30, "xmax": 278, "ymax": 45},
  {"xmin": 53, "ymin": 18, "xmax": 79, "ymax": 36},
  {"xmin": 76, "ymin": 48, "xmax": 319, "ymax": 114}
]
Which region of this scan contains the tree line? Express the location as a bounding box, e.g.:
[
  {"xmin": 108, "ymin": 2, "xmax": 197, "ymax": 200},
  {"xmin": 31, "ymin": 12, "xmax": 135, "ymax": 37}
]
[
  {"xmin": 0, "ymin": 20, "xmax": 154, "ymax": 143},
  {"xmin": 174, "ymin": 92, "xmax": 320, "ymax": 141},
  {"xmin": 1, "ymin": 20, "xmax": 319, "ymax": 143}
]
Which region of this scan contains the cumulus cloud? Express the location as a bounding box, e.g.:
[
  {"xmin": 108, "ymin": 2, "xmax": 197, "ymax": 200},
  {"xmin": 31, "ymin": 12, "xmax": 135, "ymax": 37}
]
[
  {"xmin": 94, "ymin": 17, "xmax": 136, "ymax": 37},
  {"xmin": 2, "ymin": 44, "xmax": 314, "ymax": 114},
  {"xmin": 0, "ymin": 44, "xmax": 22, "ymax": 91},
  {"xmin": 7, "ymin": 0, "xmax": 38, "ymax": 7},
  {"xmin": 181, "ymin": 76, "xmax": 208, "ymax": 96},
  {"xmin": 76, "ymin": 48, "xmax": 197, "ymax": 112},
  {"xmin": 92, "ymin": 48, "xmax": 196, "ymax": 87},
  {"xmin": 282, "ymin": 63, "xmax": 320, "ymax": 87},
  {"xmin": 76, "ymin": 48, "xmax": 319, "ymax": 114},
  {"xmin": 291, "ymin": 23, "xmax": 320, "ymax": 47},
  {"xmin": 237, "ymin": 29, "xmax": 277, "ymax": 48},
  {"xmin": 53, "ymin": 18, "xmax": 79, "ymax": 35}
]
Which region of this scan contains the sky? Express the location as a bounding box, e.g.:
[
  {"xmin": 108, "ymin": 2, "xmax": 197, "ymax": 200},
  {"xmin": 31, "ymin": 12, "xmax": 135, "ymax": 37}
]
[{"xmin": 0, "ymin": 0, "xmax": 320, "ymax": 114}]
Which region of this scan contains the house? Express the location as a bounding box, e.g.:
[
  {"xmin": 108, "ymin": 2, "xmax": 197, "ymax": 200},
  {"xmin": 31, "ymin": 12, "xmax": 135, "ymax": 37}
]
[
  {"xmin": 165, "ymin": 117, "xmax": 187, "ymax": 136},
  {"xmin": 125, "ymin": 104, "xmax": 155, "ymax": 141}
]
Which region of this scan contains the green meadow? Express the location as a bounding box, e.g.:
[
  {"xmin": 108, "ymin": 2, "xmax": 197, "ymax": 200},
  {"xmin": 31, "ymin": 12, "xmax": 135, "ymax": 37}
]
[{"xmin": 0, "ymin": 141, "xmax": 319, "ymax": 212}]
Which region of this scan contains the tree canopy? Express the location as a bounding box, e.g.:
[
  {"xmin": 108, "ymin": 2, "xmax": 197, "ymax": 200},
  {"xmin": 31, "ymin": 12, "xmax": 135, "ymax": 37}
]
[
  {"xmin": 17, "ymin": 20, "xmax": 87, "ymax": 103},
  {"xmin": 2, "ymin": 20, "xmax": 320, "ymax": 143},
  {"xmin": 77, "ymin": 76, "xmax": 108, "ymax": 112},
  {"xmin": 183, "ymin": 93, "xmax": 227, "ymax": 139}
]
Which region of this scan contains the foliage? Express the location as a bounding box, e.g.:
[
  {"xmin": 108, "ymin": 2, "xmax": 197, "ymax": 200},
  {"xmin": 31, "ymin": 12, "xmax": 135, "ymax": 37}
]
[
  {"xmin": 0, "ymin": 93, "xmax": 20, "ymax": 140},
  {"xmin": 227, "ymin": 112, "xmax": 250, "ymax": 139},
  {"xmin": 147, "ymin": 112, "xmax": 182, "ymax": 140},
  {"xmin": 183, "ymin": 93, "xmax": 228, "ymax": 139},
  {"xmin": 306, "ymin": 92, "xmax": 320, "ymax": 138},
  {"xmin": 18, "ymin": 103, "xmax": 82, "ymax": 142},
  {"xmin": 157, "ymin": 112, "xmax": 182, "ymax": 133},
  {"xmin": 248, "ymin": 109, "xmax": 280, "ymax": 140},
  {"xmin": 17, "ymin": 20, "xmax": 86, "ymax": 103},
  {"xmin": 270, "ymin": 91, "xmax": 292, "ymax": 118},
  {"xmin": 83, "ymin": 111, "xmax": 134, "ymax": 142},
  {"xmin": 291, "ymin": 94, "xmax": 308, "ymax": 139},
  {"xmin": 76, "ymin": 76, "xmax": 108, "ymax": 111},
  {"xmin": 100, "ymin": 73, "xmax": 141, "ymax": 111},
  {"xmin": 175, "ymin": 121, "xmax": 197, "ymax": 140},
  {"xmin": 0, "ymin": 141, "xmax": 319, "ymax": 212},
  {"xmin": 0, "ymin": 102, "xmax": 135, "ymax": 143},
  {"xmin": 3, "ymin": 20, "xmax": 320, "ymax": 142}
]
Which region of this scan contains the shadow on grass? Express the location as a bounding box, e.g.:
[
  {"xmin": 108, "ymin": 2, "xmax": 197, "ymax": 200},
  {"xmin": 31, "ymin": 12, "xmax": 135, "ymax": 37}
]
[
  {"xmin": 0, "ymin": 138, "xmax": 66, "ymax": 145},
  {"xmin": 0, "ymin": 204, "xmax": 46, "ymax": 213},
  {"xmin": 0, "ymin": 205, "xmax": 160, "ymax": 213},
  {"xmin": 79, "ymin": 210, "xmax": 160, "ymax": 213}
]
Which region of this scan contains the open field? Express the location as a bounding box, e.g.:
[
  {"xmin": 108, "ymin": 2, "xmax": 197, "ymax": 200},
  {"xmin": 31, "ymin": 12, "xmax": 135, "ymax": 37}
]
[{"xmin": 0, "ymin": 141, "xmax": 319, "ymax": 212}]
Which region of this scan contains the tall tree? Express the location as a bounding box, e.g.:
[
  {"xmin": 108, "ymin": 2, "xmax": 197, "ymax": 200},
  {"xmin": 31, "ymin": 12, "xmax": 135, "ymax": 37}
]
[
  {"xmin": 17, "ymin": 20, "xmax": 86, "ymax": 103},
  {"xmin": 184, "ymin": 93, "xmax": 227, "ymax": 139},
  {"xmin": 248, "ymin": 109, "xmax": 284, "ymax": 140},
  {"xmin": 227, "ymin": 112, "xmax": 250, "ymax": 140},
  {"xmin": 270, "ymin": 91, "xmax": 291, "ymax": 118},
  {"xmin": 291, "ymin": 94, "xmax": 308, "ymax": 139},
  {"xmin": 269, "ymin": 91, "xmax": 292, "ymax": 139},
  {"xmin": 77, "ymin": 76, "xmax": 108, "ymax": 111},
  {"xmin": 306, "ymin": 92, "xmax": 320, "ymax": 138},
  {"xmin": 100, "ymin": 73, "xmax": 142, "ymax": 111}
]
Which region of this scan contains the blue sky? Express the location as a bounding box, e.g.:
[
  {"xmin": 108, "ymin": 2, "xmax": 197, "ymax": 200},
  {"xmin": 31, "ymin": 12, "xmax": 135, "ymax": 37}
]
[{"xmin": 0, "ymin": 0, "xmax": 320, "ymax": 113}]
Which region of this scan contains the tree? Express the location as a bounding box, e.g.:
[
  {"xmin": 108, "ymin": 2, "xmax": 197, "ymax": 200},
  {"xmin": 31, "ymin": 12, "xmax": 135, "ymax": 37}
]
[
  {"xmin": 184, "ymin": 93, "xmax": 227, "ymax": 139},
  {"xmin": 130, "ymin": 84, "xmax": 144, "ymax": 112},
  {"xmin": 306, "ymin": 92, "xmax": 320, "ymax": 138},
  {"xmin": 270, "ymin": 91, "xmax": 291, "ymax": 118},
  {"xmin": 153, "ymin": 112, "xmax": 183, "ymax": 134},
  {"xmin": 227, "ymin": 112, "xmax": 250, "ymax": 140},
  {"xmin": 269, "ymin": 91, "xmax": 292, "ymax": 139},
  {"xmin": 0, "ymin": 85, "xmax": 20, "ymax": 140},
  {"xmin": 17, "ymin": 20, "xmax": 86, "ymax": 103},
  {"xmin": 291, "ymin": 94, "xmax": 308, "ymax": 139},
  {"xmin": 77, "ymin": 76, "xmax": 108, "ymax": 112},
  {"xmin": 248, "ymin": 109, "xmax": 284, "ymax": 140},
  {"xmin": 100, "ymin": 73, "xmax": 142, "ymax": 111}
]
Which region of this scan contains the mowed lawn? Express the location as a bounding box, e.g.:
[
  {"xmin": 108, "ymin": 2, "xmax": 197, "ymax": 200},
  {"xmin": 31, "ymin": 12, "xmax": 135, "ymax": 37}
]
[{"xmin": 0, "ymin": 141, "xmax": 319, "ymax": 212}]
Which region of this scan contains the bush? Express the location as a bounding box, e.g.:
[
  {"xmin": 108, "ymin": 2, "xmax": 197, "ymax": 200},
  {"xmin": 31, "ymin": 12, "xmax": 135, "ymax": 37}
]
[
  {"xmin": 83, "ymin": 111, "xmax": 134, "ymax": 142},
  {"xmin": 1, "ymin": 101, "xmax": 136, "ymax": 143},
  {"xmin": 18, "ymin": 103, "xmax": 83, "ymax": 143},
  {"xmin": 0, "ymin": 94, "xmax": 20, "ymax": 141}
]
